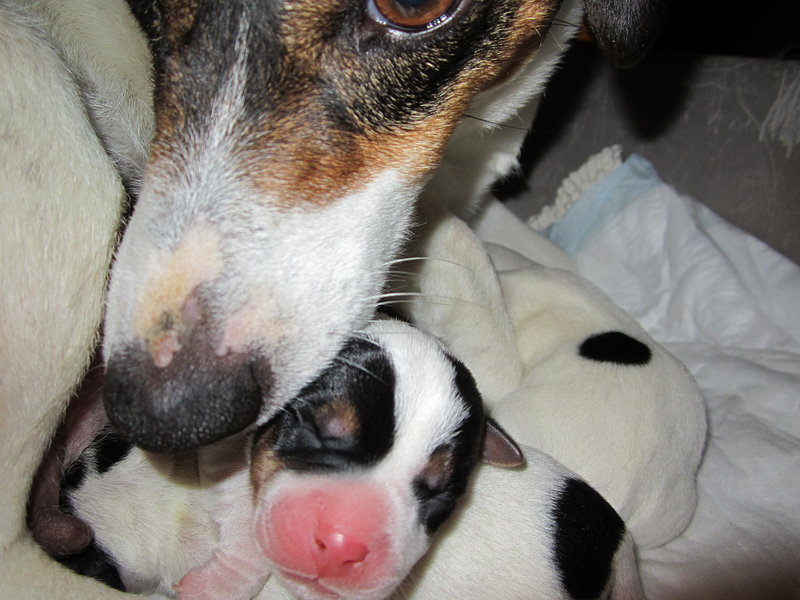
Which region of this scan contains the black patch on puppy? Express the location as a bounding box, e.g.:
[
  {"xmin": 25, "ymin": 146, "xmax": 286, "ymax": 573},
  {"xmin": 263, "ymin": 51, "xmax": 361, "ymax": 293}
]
[
  {"xmin": 56, "ymin": 541, "xmax": 124, "ymax": 591},
  {"xmin": 413, "ymin": 355, "xmax": 484, "ymax": 535},
  {"xmin": 93, "ymin": 426, "xmax": 134, "ymax": 475},
  {"xmin": 60, "ymin": 458, "xmax": 88, "ymax": 499},
  {"xmin": 553, "ymin": 478, "xmax": 625, "ymax": 600},
  {"xmin": 266, "ymin": 337, "xmax": 396, "ymax": 472},
  {"xmin": 579, "ymin": 331, "xmax": 652, "ymax": 366},
  {"xmin": 450, "ymin": 355, "xmax": 483, "ymax": 420}
]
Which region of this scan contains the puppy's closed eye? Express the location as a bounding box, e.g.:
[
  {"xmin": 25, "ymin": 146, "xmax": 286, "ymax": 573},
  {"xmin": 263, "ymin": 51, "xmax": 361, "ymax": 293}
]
[
  {"xmin": 413, "ymin": 446, "xmax": 462, "ymax": 533},
  {"xmin": 415, "ymin": 446, "xmax": 453, "ymax": 498}
]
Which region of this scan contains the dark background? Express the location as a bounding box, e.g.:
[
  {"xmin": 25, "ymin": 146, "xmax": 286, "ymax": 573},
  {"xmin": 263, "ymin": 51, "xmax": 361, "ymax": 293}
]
[{"xmin": 658, "ymin": 0, "xmax": 800, "ymax": 59}]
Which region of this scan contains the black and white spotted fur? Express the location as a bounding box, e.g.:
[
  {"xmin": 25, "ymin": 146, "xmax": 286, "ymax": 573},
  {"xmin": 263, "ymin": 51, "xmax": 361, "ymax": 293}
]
[{"xmin": 51, "ymin": 319, "xmax": 526, "ymax": 600}]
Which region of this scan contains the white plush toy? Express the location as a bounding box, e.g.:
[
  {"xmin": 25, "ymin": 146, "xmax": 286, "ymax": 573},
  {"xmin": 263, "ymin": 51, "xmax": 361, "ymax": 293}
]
[{"xmin": 396, "ymin": 201, "xmax": 708, "ymax": 550}]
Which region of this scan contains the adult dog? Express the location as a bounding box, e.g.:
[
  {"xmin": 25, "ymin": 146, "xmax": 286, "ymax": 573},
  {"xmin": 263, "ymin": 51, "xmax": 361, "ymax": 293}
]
[{"xmin": 0, "ymin": 0, "xmax": 669, "ymax": 597}]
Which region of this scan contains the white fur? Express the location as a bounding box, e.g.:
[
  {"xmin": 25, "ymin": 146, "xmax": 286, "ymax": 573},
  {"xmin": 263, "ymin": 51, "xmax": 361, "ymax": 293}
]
[
  {"xmin": 388, "ymin": 444, "xmax": 645, "ymax": 600},
  {"xmin": 28, "ymin": 0, "xmax": 153, "ymax": 186},
  {"xmin": 71, "ymin": 449, "xmax": 220, "ymax": 595},
  {"xmin": 372, "ymin": 319, "xmax": 471, "ymax": 466}
]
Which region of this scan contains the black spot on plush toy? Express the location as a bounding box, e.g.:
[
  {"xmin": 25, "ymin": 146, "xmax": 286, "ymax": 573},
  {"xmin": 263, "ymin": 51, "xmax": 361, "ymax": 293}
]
[{"xmin": 579, "ymin": 331, "xmax": 653, "ymax": 366}]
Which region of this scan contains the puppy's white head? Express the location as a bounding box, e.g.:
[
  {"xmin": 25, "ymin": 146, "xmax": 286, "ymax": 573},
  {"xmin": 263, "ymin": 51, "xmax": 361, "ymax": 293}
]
[
  {"xmin": 104, "ymin": 0, "xmax": 670, "ymax": 450},
  {"xmin": 248, "ymin": 319, "xmax": 520, "ymax": 600}
]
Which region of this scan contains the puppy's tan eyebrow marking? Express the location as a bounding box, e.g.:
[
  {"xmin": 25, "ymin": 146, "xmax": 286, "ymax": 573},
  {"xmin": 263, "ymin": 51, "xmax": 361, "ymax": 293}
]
[
  {"xmin": 315, "ymin": 398, "xmax": 360, "ymax": 439},
  {"xmin": 418, "ymin": 446, "xmax": 455, "ymax": 492}
]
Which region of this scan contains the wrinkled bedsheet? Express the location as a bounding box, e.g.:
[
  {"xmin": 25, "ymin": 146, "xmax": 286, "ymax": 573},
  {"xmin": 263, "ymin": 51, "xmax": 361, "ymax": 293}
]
[{"xmin": 475, "ymin": 151, "xmax": 800, "ymax": 600}]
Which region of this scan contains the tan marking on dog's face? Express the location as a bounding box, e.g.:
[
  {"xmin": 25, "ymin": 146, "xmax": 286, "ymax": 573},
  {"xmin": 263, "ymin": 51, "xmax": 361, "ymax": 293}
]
[
  {"xmin": 144, "ymin": 0, "xmax": 560, "ymax": 207},
  {"xmin": 236, "ymin": 116, "xmax": 447, "ymax": 207},
  {"xmin": 134, "ymin": 225, "xmax": 223, "ymax": 360}
]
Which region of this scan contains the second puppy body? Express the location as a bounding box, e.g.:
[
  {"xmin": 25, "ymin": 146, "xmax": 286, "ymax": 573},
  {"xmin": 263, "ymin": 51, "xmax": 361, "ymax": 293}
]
[{"xmin": 54, "ymin": 318, "xmax": 521, "ymax": 600}]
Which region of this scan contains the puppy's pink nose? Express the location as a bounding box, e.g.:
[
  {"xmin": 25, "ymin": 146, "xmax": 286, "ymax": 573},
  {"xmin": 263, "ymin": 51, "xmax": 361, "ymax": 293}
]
[
  {"xmin": 258, "ymin": 480, "xmax": 394, "ymax": 588},
  {"xmin": 312, "ymin": 523, "xmax": 370, "ymax": 578}
]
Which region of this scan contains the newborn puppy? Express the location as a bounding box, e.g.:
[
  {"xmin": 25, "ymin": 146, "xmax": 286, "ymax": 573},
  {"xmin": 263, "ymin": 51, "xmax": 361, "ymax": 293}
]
[{"xmin": 47, "ymin": 318, "xmax": 520, "ymax": 600}]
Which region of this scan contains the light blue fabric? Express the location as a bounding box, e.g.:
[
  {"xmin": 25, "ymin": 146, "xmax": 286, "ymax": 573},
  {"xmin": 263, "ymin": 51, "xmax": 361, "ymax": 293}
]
[{"xmin": 546, "ymin": 154, "xmax": 662, "ymax": 255}]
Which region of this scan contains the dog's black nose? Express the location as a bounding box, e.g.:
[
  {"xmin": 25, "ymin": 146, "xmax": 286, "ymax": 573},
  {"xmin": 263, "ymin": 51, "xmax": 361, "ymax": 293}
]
[{"xmin": 104, "ymin": 341, "xmax": 269, "ymax": 452}]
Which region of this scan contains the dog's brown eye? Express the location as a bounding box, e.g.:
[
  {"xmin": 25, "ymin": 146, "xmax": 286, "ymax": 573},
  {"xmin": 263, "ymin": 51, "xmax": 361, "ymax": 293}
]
[{"xmin": 370, "ymin": 0, "xmax": 458, "ymax": 31}]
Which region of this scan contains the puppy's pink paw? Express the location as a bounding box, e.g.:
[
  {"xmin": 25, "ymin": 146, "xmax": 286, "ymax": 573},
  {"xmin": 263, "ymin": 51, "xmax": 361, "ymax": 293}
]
[{"xmin": 174, "ymin": 553, "xmax": 268, "ymax": 600}]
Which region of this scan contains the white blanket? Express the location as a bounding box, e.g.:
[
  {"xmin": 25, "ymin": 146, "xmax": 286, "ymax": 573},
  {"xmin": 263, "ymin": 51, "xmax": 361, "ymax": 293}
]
[{"xmin": 475, "ymin": 150, "xmax": 800, "ymax": 599}]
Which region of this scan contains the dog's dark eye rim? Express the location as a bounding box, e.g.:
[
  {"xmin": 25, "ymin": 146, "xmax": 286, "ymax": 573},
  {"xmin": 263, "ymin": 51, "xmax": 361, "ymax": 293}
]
[{"xmin": 367, "ymin": 0, "xmax": 464, "ymax": 34}]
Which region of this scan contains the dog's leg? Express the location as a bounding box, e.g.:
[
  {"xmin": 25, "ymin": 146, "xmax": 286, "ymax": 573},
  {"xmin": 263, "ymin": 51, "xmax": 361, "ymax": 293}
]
[
  {"xmin": 0, "ymin": 3, "xmax": 141, "ymax": 597},
  {"xmin": 423, "ymin": 0, "xmax": 584, "ymax": 215}
]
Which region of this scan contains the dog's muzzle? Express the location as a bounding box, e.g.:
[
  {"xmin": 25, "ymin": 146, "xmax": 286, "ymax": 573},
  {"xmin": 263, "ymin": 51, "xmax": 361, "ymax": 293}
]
[{"xmin": 104, "ymin": 334, "xmax": 271, "ymax": 452}]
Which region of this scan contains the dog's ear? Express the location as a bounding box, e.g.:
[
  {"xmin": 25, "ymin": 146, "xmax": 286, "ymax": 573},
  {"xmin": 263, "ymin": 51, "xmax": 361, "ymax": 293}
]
[
  {"xmin": 481, "ymin": 418, "xmax": 525, "ymax": 468},
  {"xmin": 581, "ymin": 0, "xmax": 672, "ymax": 68}
]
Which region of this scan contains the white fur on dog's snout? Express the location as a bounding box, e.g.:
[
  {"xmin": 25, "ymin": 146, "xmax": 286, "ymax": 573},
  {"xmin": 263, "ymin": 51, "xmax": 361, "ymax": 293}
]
[
  {"xmin": 104, "ymin": 168, "xmax": 418, "ymax": 431},
  {"xmin": 102, "ymin": 11, "xmax": 426, "ymax": 446}
]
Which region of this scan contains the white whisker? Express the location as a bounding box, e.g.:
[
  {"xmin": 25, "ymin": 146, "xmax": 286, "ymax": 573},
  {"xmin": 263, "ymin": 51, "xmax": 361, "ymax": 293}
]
[
  {"xmin": 388, "ymin": 256, "xmax": 470, "ymax": 270},
  {"xmin": 368, "ymin": 292, "xmax": 428, "ymax": 301},
  {"xmin": 333, "ymin": 355, "xmax": 386, "ymax": 383}
]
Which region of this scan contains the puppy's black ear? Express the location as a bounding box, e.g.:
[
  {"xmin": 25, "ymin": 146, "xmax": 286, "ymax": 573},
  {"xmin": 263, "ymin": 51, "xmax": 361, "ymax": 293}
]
[
  {"xmin": 582, "ymin": 0, "xmax": 672, "ymax": 67},
  {"xmin": 481, "ymin": 418, "xmax": 525, "ymax": 468}
]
